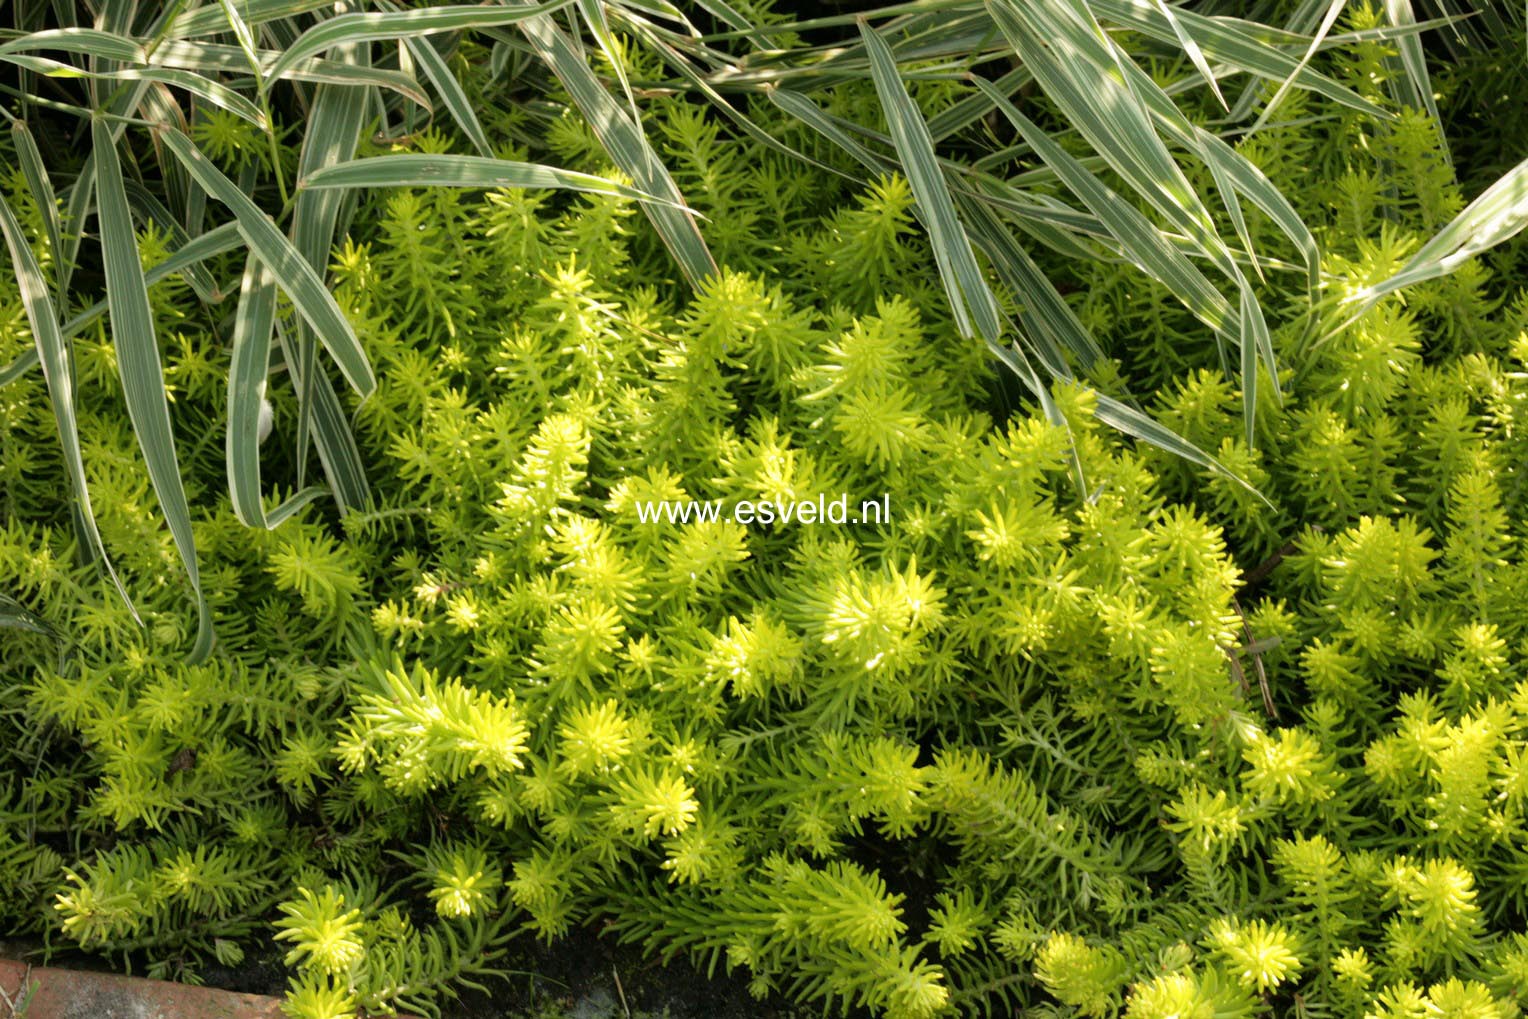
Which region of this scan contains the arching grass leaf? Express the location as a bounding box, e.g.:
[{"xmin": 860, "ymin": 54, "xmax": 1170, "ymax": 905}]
[
  {"xmin": 264, "ymin": 1, "xmax": 574, "ymax": 86},
  {"xmin": 861, "ymin": 20, "xmax": 1001, "ymax": 343},
  {"xmin": 94, "ymin": 118, "xmax": 215, "ymax": 662},
  {"xmin": 291, "ymin": 49, "xmax": 372, "ymax": 507},
  {"xmin": 162, "ymin": 127, "xmax": 376, "ymax": 399},
  {"xmin": 1351, "ymin": 155, "xmax": 1528, "ymax": 306},
  {"xmin": 0, "ymin": 158, "xmax": 137, "ymax": 623},
  {"xmin": 299, "ymin": 153, "xmax": 695, "ymax": 206},
  {"xmin": 227, "ymin": 254, "xmax": 328, "ymax": 529},
  {"xmin": 511, "ymin": 2, "xmax": 716, "ymax": 287}
]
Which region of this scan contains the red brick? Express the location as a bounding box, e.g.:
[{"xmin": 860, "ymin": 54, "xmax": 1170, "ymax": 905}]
[{"xmin": 0, "ymin": 957, "xmax": 286, "ymax": 1019}]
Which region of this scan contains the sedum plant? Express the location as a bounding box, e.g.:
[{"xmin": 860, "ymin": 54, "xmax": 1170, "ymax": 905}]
[
  {"xmin": 5, "ymin": 5, "xmax": 1528, "ymax": 1019},
  {"xmin": 0, "ymin": 151, "xmax": 1258, "ymax": 1014},
  {"xmin": 2, "ymin": 0, "xmax": 1492, "ymax": 660}
]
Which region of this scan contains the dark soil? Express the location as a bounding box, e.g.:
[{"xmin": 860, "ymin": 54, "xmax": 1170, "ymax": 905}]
[{"xmin": 440, "ymin": 933, "xmax": 796, "ymax": 1019}]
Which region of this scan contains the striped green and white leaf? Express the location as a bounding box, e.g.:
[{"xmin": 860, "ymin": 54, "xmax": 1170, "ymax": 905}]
[
  {"xmin": 2, "ymin": 33, "xmax": 413, "ymax": 100},
  {"xmin": 0, "ymin": 210, "xmax": 238, "ymax": 384},
  {"xmin": 275, "ymin": 321, "xmax": 371, "ymax": 511},
  {"xmin": 0, "ymin": 52, "xmax": 267, "ymax": 124},
  {"xmin": 217, "ymin": 0, "xmax": 263, "ymax": 77},
  {"xmin": 861, "ymin": 21, "xmax": 1001, "ymax": 343},
  {"xmin": 59, "ymin": 152, "xmax": 96, "ymax": 299},
  {"xmin": 767, "ymin": 87, "xmax": 895, "ymax": 175},
  {"xmin": 510, "ymin": 2, "xmax": 716, "ymax": 288},
  {"xmin": 120, "ymin": 180, "xmax": 223, "ymax": 302},
  {"xmin": 0, "ymin": 591, "xmax": 58, "ymax": 639},
  {"xmin": 1236, "ymin": 281, "xmax": 1273, "ymax": 449},
  {"xmin": 1095, "ymin": 392, "xmax": 1269, "ymax": 503},
  {"xmin": 1191, "ymin": 127, "xmax": 1319, "ymax": 296},
  {"xmin": 1085, "ymin": 0, "xmax": 1387, "ymax": 118},
  {"xmin": 0, "ymin": 188, "xmax": 137, "ymax": 620},
  {"xmin": 404, "ymin": 34, "xmax": 494, "ymax": 157},
  {"xmin": 168, "ymin": 0, "xmax": 337, "ymax": 38},
  {"xmin": 983, "ymin": 2, "xmax": 1289, "ymax": 440},
  {"xmin": 162, "ymin": 127, "xmax": 376, "ymax": 399},
  {"xmin": 1029, "ymin": 61, "xmax": 1309, "ymax": 299},
  {"xmin": 94, "ymin": 118, "xmax": 216, "ymax": 662},
  {"xmin": 10, "ymin": 122, "xmax": 68, "ymax": 308},
  {"xmin": 1147, "ymin": 0, "xmax": 1226, "ymax": 110},
  {"xmin": 59, "ymin": 222, "xmax": 245, "ymax": 344},
  {"xmin": 1354, "ymin": 155, "xmax": 1528, "ymax": 304},
  {"xmin": 975, "ymin": 79, "xmax": 1233, "ymax": 333},
  {"xmin": 0, "ymin": 27, "xmax": 146, "ymax": 61},
  {"xmin": 290, "ymin": 45, "xmax": 373, "ymax": 508},
  {"xmin": 164, "ymin": 122, "xmax": 377, "ymax": 512},
  {"xmin": 1382, "ymin": 0, "xmax": 1449, "ymax": 167},
  {"xmin": 628, "ymin": 22, "xmax": 852, "ymax": 180},
  {"xmin": 1027, "ymin": 25, "xmax": 1318, "ymax": 295},
  {"xmin": 299, "ymin": 153, "xmax": 699, "ymax": 206},
  {"xmin": 152, "ymin": 39, "xmax": 430, "ymax": 106},
  {"xmin": 263, "ymin": 1, "xmax": 574, "ymax": 85},
  {"xmin": 987, "ymin": 0, "xmax": 1234, "ymax": 279},
  {"xmin": 957, "ymin": 194, "xmax": 1106, "ymax": 374},
  {"xmin": 985, "ymin": 337, "xmax": 1089, "ymax": 492},
  {"xmin": 1248, "ymin": 0, "xmax": 1348, "ymax": 134},
  {"xmin": 227, "ymin": 254, "xmax": 328, "ymax": 529}
]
